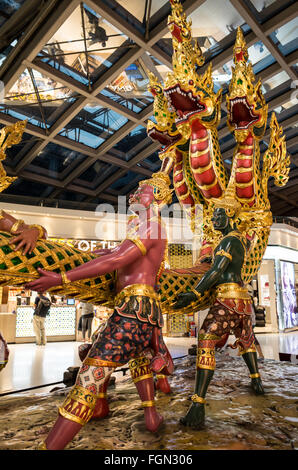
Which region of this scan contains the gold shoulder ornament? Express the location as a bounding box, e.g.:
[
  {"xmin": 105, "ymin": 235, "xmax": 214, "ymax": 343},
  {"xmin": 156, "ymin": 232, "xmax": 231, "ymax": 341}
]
[{"xmin": 215, "ymin": 249, "xmax": 233, "ymax": 261}]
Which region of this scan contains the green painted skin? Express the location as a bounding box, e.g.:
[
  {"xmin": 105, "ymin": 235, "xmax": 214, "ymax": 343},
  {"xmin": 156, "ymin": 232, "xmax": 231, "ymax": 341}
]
[
  {"xmin": 174, "ymin": 208, "xmax": 247, "ymax": 309},
  {"xmin": 175, "ymin": 209, "xmax": 264, "ymax": 429}
]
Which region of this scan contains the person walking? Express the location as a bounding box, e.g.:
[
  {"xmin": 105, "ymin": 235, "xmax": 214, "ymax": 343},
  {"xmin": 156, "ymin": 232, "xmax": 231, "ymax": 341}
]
[
  {"xmin": 78, "ymin": 302, "xmax": 94, "ymax": 342},
  {"xmin": 33, "ymin": 292, "xmax": 51, "ymax": 346}
]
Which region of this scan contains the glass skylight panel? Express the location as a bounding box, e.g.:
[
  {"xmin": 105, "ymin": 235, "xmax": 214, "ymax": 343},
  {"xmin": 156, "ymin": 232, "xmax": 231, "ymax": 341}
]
[
  {"xmin": 270, "ymin": 17, "xmax": 298, "ymax": 56},
  {"xmin": 261, "ymin": 71, "xmax": 291, "ymax": 94},
  {"xmin": 36, "ymin": 3, "xmax": 131, "ymax": 86},
  {"xmin": 59, "ymin": 103, "xmax": 128, "ymax": 149},
  {"xmin": 30, "ymin": 143, "xmax": 86, "ymax": 177},
  {"xmin": 112, "ymin": 0, "xmax": 168, "ymax": 23},
  {"xmin": 147, "ymin": 53, "xmax": 172, "ymax": 83},
  {"xmin": 0, "ymin": 0, "xmax": 26, "ymax": 27},
  {"xmin": 110, "ymin": 170, "xmax": 143, "ymax": 193},
  {"xmin": 114, "ymin": 125, "xmax": 150, "ymax": 159},
  {"xmin": 249, "ymin": 0, "xmax": 277, "ymax": 11},
  {"xmin": 76, "ymin": 161, "xmax": 118, "ymax": 188},
  {"xmin": 161, "ymin": 0, "xmax": 246, "ymax": 59},
  {"xmin": 89, "ymin": 105, "xmax": 129, "ymax": 132},
  {"xmin": 3, "ymin": 178, "xmax": 49, "ymax": 198},
  {"xmin": 103, "ymin": 60, "xmax": 154, "ymax": 111},
  {"xmin": 213, "ymin": 39, "xmax": 274, "ymax": 93},
  {"xmin": 0, "ymin": 1, "xmax": 27, "ymax": 66},
  {"xmin": 0, "ymin": 67, "xmax": 78, "ymax": 129},
  {"xmin": 273, "ymin": 98, "xmax": 298, "ymax": 115},
  {"xmin": 100, "ymin": 88, "xmax": 144, "ymax": 113},
  {"xmin": 59, "ymin": 127, "xmax": 105, "ymax": 149}
]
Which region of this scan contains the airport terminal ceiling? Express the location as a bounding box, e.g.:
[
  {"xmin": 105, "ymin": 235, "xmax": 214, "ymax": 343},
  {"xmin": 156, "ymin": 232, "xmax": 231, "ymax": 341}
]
[{"xmin": 0, "ymin": 0, "xmax": 297, "ymax": 215}]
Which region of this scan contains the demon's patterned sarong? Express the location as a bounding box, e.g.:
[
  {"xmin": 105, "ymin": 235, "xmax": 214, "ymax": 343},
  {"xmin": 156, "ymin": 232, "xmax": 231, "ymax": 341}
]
[
  {"xmin": 200, "ymin": 299, "xmax": 254, "ymax": 351},
  {"xmin": 87, "ymin": 285, "xmax": 166, "ymax": 365}
]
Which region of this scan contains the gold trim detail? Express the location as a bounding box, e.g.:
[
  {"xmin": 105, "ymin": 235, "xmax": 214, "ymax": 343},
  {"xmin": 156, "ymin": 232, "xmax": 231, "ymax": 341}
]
[
  {"xmin": 36, "ymin": 441, "xmax": 47, "ymax": 450},
  {"xmin": 127, "ymin": 237, "xmax": 147, "ymax": 256},
  {"xmin": 191, "ymin": 394, "xmax": 206, "ymax": 404},
  {"xmin": 129, "ymin": 356, "xmax": 153, "ymax": 383},
  {"xmin": 84, "ymin": 357, "xmax": 121, "ymax": 368},
  {"xmin": 139, "ymin": 171, "xmax": 173, "ymax": 205},
  {"xmin": 197, "ymin": 180, "xmax": 218, "ymax": 191},
  {"xmin": 61, "ymin": 271, "xmax": 71, "ymax": 286},
  {"xmin": 156, "ymin": 374, "xmax": 166, "ymax": 379},
  {"xmin": 236, "ymin": 154, "xmax": 253, "ymax": 160},
  {"xmin": 239, "ymin": 347, "xmax": 256, "ymax": 355},
  {"xmin": 142, "ymin": 400, "xmax": 155, "ymax": 408},
  {"xmin": 97, "ymin": 392, "xmax": 107, "ymax": 399},
  {"xmin": 58, "ymin": 385, "xmax": 97, "ymax": 426},
  {"xmin": 10, "ymin": 219, "xmax": 24, "ymax": 234},
  {"xmin": 115, "ymin": 284, "xmax": 160, "ymax": 305},
  {"xmin": 215, "ymin": 249, "xmax": 232, "ymax": 261},
  {"xmin": 236, "ymin": 167, "xmax": 253, "ymax": 174},
  {"xmin": 29, "ymin": 224, "xmax": 45, "ymax": 239},
  {"xmin": 191, "ymin": 148, "xmax": 209, "ymax": 158},
  {"xmin": 192, "ymin": 289, "xmax": 202, "ymax": 301},
  {"xmin": 215, "ymin": 283, "xmax": 251, "ymax": 300},
  {"xmin": 196, "ymin": 347, "xmax": 216, "ymax": 370},
  {"xmin": 191, "ymin": 136, "xmax": 208, "ymax": 145},
  {"xmin": 198, "ymin": 333, "xmax": 221, "ymax": 341},
  {"xmin": 250, "ymin": 373, "xmax": 260, "ymax": 379},
  {"xmin": 133, "ymin": 373, "xmax": 153, "ymax": 384},
  {"xmin": 191, "ymin": 161, "xmax": 213, "ymax": 174}
]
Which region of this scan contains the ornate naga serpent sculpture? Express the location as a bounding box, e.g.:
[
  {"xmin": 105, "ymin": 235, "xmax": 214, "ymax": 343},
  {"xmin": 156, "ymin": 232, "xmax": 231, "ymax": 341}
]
[
  {"xmin": 147, "ymin": 0, "xmax": 290, "ymax": 303},
  {"xmin": 0, "ymin": 0, "xmax": 291, "ymax": 315}
]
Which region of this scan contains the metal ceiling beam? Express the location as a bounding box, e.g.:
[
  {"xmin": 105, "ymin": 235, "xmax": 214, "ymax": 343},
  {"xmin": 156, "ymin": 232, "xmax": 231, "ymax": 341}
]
[
  {"xmin": 147, "ymin": 0, "xmax": 207, "ymax": 46},
  {"xmin": 263, "ymin": 2, "xmax": 298, "ymax": 35},
  {"xmin": 0, "ymin": 192, "xmax": 105, "ymax": 210},
  {"xmin": 1, "ymin": 0, "xmax": 297, "ymax": 213},
  {"xmin": 61, "ymin": 64, "xmax": 296, "ymax": 192},
  {"xmin": 1, "ymin": 83, "xmax": 294, "ymax": 177},
  {"xmin": 270, "ymin": 190, "xmax": 298, "ymax": 209},
  {"xmin": 0, "ymin": 0, "xmax": 81, "ymax": 92},
  {"xmin": 5, "ymin": 165, "xmax": 118, "ymax": 203},
  {"xmin": 25, "ymin": 52, "xmax": 145, "ymax": 124},
  {"xmin": 86, "ymin": 0, "xmax": 172, "ymax": 69},
  {"xmin": 229, "ymin": 0, "xmax": 297, "ymax": 81},
  {"xmin": 201, "ymin": 3, "xmax": 298, "ymax": 73},
  {"xmin": 15, "ymin": 46, "xmax": 147, "ymax": 171},
  {"xmin": 13, "ymin": 9, "xmax": 295, "ymax": 184}
]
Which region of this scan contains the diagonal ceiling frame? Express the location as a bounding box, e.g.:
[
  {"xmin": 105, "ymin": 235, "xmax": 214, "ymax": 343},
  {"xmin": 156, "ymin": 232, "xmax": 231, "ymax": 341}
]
[
  {"xmin": 5, "ymin": 0, "xmax": 294, "ymax": 178},
  {"xmin": 229, "ymin": 0, "xmax": 297, "ymax": 81},
  {"xmin": 0, "ymin": 0, "xmax": 297, "ymax": 212}
]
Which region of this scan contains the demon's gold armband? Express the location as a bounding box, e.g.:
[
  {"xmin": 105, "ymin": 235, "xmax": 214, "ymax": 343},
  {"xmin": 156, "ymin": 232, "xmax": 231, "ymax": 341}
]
[
  {"xmin": 29, "ymin": 224, "xmax": 46, "ymax": 239},
  {"xmin": 61, "ymin": 271, "xmax": 71, "ymax": 286},
  {"xmin": 215, "ymin": 249, "xmax": 232, "ymax": 261},
  {"xmin": 127, "ymin": 237, "xmax": 147, "ymax": 256},
  {"xmin": 10, "ymin": 219, "xmax": 25, "ymax": 234}
]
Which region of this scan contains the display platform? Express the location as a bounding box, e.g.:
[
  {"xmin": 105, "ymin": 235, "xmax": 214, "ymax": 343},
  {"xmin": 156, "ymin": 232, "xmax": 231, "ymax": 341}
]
[{"xmin": 0, "ymin": 353, "xmax": 297, "ymax": 450}]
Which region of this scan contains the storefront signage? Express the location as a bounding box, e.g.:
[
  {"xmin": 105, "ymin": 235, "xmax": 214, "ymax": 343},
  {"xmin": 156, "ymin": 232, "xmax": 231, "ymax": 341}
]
[{"xmin": 49, "ymin": 238, "xmax": 118, "ymax": 252}]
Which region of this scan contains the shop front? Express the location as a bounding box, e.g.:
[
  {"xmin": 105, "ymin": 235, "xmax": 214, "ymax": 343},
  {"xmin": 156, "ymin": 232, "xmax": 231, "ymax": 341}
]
[
  {"xmin": 256, "ymin": 222, "xmax": 298, "ymax": 334},
  {"xmin": 0, "ymin": 286, "xmax": 77, "ymax": 343}
]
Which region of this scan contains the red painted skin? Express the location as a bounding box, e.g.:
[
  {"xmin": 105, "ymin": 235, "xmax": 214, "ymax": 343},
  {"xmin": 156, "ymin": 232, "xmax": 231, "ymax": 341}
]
[
  {"xmin": 25, "ymin": 185, "xmax": 169, "ymax": 448},
  {"xmin": 25, "ymin": 185, "xmax": 167, "ymax": 294}
]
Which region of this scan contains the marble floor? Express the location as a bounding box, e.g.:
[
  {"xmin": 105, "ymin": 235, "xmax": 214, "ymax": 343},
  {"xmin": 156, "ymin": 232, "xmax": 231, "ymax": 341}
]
[{"xmin": 1, "ymin": 332, "xmax": 298, "ymax": 395}]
